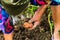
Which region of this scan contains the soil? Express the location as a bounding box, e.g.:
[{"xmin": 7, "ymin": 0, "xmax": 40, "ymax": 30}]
[{"xmin": 0, "ymin": 12, "xmax": 51, "ymax": 40}]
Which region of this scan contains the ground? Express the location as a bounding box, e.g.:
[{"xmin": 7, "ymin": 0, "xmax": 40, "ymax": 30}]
[{"xmin": 0, "ymin": 13, "xmax": 51, "ymax": 40}]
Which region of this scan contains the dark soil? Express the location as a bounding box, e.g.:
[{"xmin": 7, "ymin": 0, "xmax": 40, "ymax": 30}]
[{"xmin": 0, "ymin": 13, "xmax": 51, "ymax": 40}]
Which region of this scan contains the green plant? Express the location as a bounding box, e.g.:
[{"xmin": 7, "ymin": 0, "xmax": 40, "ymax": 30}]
[
  {"xmin": 23, "ymin": 4, "xmax": 39, "ymax": 18},
  {"xmin": 48, "ymin": 6, "xmax": 54, "ymax": 35}
]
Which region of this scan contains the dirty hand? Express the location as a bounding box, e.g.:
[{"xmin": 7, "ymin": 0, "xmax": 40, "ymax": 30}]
[
  {"xmin": 23, "ymin": 19, "xmax": 40, "ymax": 30},
  {"xmin": 28, "ymin": 20, "xmax": 40, "ymax": 30},
  {"xmin": 23, "ymin": 22, "xmax": 33, "ymax": 29}
]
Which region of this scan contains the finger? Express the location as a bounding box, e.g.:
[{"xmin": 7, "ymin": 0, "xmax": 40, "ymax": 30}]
[
  {"xmin": 28, "ymin": 22, "xmax": 39, "ymax": 30},
  {"xmin": 28, "ymin": 10, "xmax": 40, "ymax": 23},
  {"xmin": 28, "ymin": 21, "xmax": 40, "ymax": 30},
  {"xmin": 28, "ymin": 19, "xmax": 33, "ymax": 23}
]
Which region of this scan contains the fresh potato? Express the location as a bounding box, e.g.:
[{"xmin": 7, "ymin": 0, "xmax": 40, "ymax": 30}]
[{"xmin": 23, "ymin": 22, "xmax": 33, "ymax": 29}]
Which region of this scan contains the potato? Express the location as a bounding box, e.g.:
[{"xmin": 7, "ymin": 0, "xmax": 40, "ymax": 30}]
[{"xmin": 23, "ymin": 22, "xmax": 33, "ymax": 29}]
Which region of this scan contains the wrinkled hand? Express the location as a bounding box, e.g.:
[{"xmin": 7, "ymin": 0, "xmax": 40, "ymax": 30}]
[
  {"xmin": 23, "ymin": 19, "xmax": 40, "ymax": 30},
  {"xmin": 28, "ymin": 20, "xmax": 40, "ymax": 30},
  {"xmin": 23, "ymin": 22, "xmax": 33, "ymax": 29}
]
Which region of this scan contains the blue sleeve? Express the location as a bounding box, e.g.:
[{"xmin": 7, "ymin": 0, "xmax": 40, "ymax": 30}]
[
  {"xmin": 53, "ymin": 0, "xmax": 60, "ymax": 3},
  {"xmin": 30, "ymin": 0, "xmax": 38, "ymax": 6},
  {"xmin": 2, "ymin": 8, "xmax": 9, "ymax": 19}
]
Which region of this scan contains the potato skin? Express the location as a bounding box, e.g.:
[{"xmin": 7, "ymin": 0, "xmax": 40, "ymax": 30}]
[{"xmin": 23, "ymin": 22, "xmax": 33, "ymax": 29}]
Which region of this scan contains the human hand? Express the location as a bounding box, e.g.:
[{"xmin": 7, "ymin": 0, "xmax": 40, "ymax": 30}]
[
  {"xmin": 23, "ymin": 22, "xmax": 33, "ymax": 29},
  {"xmin": 28, "ymin": 20, "xmax": 40, "ymax": 30},
  {"xmin": 23, "ymin": 20, "xmax": 40, "ymax": 30}
]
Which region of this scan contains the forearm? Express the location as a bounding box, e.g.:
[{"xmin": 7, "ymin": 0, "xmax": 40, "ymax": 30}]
[{"xmin": 31, "ymin": 5, "xmax": 48, "ymax": 22}]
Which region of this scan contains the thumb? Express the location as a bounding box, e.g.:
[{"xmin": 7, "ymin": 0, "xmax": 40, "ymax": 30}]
[
  {"xmin": 28, "ymin": 21, "xmax": 40, "ymax": 30},
  {"xmin": 28, "ymin": 19, "xmax": 34, "ymax": 23}
]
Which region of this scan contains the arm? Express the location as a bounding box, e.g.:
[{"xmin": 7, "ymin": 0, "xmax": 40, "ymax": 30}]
[
  {"xmin": 23, "ymin": 1, "xmax": 51, "ymax": 30},
  {"xmin": 29, "ymin": 5, "xmax": 48, "ymax": 23},
  {"xmin": 29, "ymin": 1, "xmax": 51, "ymax": 22}
]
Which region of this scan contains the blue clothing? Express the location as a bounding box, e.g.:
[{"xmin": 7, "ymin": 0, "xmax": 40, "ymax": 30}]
[
  {"xmin": 30, "ymin": 0, "xmax": 47, "ymax": 6},
  {"xmin": 0, "ymin": 7, "xmax": 9, "ymax": 23},
  {"xmin": 0, "ymin": 6, "xmax": 9, "ymax": 34},
  {"xmin": 30, "ymin": 0, "xmax": 38, "ymax": 6},
  {"xmin": 53, "ymin": 0, "xmax": 60, "ymax": 3},
  {"xmin": 0, "ymin": 5, "xmax": 14, "ymax": 34},
  {"xmin": 51, "ymin": 0, "xmax": 60, "ymax": 5},
  {"xmin": 2, "ymin": 8, "xmax": 9, "ymax": 19}
]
